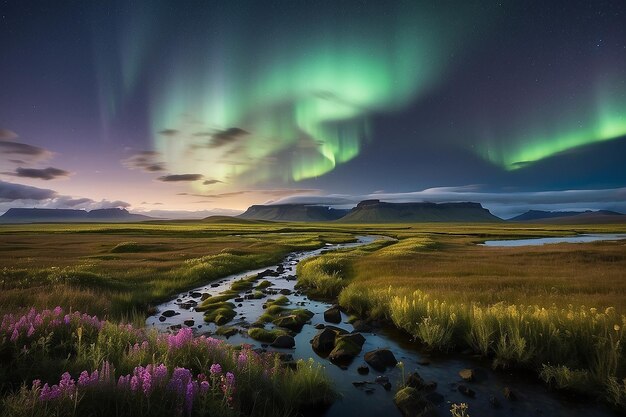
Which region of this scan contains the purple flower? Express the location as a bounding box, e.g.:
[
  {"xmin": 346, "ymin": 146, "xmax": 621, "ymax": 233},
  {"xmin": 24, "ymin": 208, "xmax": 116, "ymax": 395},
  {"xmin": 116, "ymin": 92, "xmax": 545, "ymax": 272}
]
[
  {"xmin": 78, "ymin": 371, "xmax": 90, "ymax": 387},
  {"xmin": 130, "ymin": 375, "xmax": 139, "ymax": 392},
  {"xmin": 10, "ymin": 328, "xmax": 18, "ymax": 342},
  {"xmin": 185, "ymin": 381, "xmax": 197, "ymax": 416},
  {"xmin": 199, "ymin": 380, "xmax": 209, "ymax": 394},
  {"xmin": 210, "ymin": 363, "xmax": 222, "ymax": 375}
]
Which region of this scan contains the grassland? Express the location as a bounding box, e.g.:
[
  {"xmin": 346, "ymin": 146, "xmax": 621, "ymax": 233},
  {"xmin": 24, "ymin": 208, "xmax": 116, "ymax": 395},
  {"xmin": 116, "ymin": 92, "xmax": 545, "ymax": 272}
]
[{"xmin": 1, "ymin": 220, "xmax": 626, "ymax": 414}]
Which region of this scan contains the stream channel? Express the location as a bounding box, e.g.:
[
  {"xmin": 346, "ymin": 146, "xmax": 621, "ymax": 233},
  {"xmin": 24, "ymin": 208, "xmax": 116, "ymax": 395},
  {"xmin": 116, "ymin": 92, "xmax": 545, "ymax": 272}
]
[{"xmin": 147, "ymin": 235, "xmax": 617, "ymax": 417}]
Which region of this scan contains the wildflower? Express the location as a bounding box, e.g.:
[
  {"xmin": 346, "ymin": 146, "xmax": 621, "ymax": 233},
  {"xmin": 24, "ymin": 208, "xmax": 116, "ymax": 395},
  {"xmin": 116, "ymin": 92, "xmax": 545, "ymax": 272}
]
[
  {"xmin": 10, "ymin": 328, "xmax": 19, "ymax": 342},
  {"xmin": 237, "ymin": 352, "xmax": 248, "ymax": 368},
  {"xmin": 185, "ymin": 381, "xmax": 196, "ymax": 416},
  {"xmin": 78, "ymin": 371, "xmax": 90, "ymax": 387},
  {"xmin": 130, "ymin": 375, "xmax": 139, "ymax": 392},
  {"xmin": 210, "ymin": 363, "xmax": 222, "ymax": 375},
  {"xmin": 199, "ymin": 380, "xmax": 210, "ymax": 394},
  {"xmin": 615, "ymin": 324, "xmax": 621, "ymax": 332},
  {"xmin": 27, "ymin": 325, "xmax": 35, "ymax": 337}
]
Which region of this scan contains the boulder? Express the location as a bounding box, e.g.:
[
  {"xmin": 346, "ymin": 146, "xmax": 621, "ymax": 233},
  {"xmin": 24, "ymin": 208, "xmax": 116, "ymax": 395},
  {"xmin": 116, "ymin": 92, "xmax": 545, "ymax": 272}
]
[
  {"xmin": 183, "ymin": 319, "xmax": 195, "ymax": 327},
  {"xmin": 406, "ymin": 372, "xmax": 425, "ymax": 390},
  {"xmin": 311, "ymin": 328, "xmax": 337, "ymax": 352},
  {"xmin": 271, "ymin": 335, "xmax": 296, "ymax": 349},
  {"xmin": 394, "ymin": 387, "xmax": 432, "ymax": 417},
  {"xmin": 357, "ymin": 365, "xmax": 369, "ymax": 375},
  {"xmin": 364, "ymin": 349, "xmax": 397, "ymax": 372},
  {"xmin": 324, "ymin": 307, "xmax": 341, "ymax": 324},
  {"xmin": 329, "ymin": 334, "xmax": 365, "ymax": 363},
  {"xmin": 314, "ymin": 323, "xmax": 325, "ymax": 330},
  {"xmin": 200, "ymin": 293, "xmax": 210, "ymax": 301},
  {"xmin": 459, "ymin": 368, "xmax": 474, "ymax": 381},
  {"xmin": 162, "ymin": 310, "xmax": 178, "ymax": 317},
  {"xmin": 272, "ymin": 315, "xmax": 303, "ymax": 331}
]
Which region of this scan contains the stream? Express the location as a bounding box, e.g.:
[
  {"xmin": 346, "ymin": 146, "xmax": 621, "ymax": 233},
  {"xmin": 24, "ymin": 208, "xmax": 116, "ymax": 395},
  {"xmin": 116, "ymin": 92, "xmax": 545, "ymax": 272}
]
[{"xmin": 147, "ymin": 235, "xmax": 616, "ymax": 417}]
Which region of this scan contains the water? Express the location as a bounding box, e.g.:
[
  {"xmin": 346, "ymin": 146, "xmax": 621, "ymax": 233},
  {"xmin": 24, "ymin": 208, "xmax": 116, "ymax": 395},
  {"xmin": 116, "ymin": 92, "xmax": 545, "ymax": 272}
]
[
  {"xmin": 482, "ymin": 233, "xmax": 626, "ymax": 247},
  {"xmin": 147, "ymin": 235, "xmax": 617, "ymax": 417}
]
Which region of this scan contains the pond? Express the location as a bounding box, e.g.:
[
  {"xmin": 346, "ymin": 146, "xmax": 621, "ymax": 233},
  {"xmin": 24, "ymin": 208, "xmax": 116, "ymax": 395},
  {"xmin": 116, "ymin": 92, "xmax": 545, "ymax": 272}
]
[{"xmin": 482, "ymin": 233, "xmax": 626, "ymax": 247}]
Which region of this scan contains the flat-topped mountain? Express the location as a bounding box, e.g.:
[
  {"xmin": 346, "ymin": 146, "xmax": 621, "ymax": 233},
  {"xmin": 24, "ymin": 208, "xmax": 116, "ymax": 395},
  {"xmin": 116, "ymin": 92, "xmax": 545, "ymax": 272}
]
[
  {"xmin": 238, "ymin": 204, "xmax": 349, "ymax": 222},
  {"xmin": 339, "ymin": 200, "xmax": 501, "ymax": 222},
  {"xmin": 238, "ymin": 200, "xmax": 501, "ymax": 222},
  {"xmin": 0, "ymin": 208, "xmax": 152, "ymax": 223},
  {"xmin": 511, "ymin": 209, "xmax": 624, "ymax": 224}
]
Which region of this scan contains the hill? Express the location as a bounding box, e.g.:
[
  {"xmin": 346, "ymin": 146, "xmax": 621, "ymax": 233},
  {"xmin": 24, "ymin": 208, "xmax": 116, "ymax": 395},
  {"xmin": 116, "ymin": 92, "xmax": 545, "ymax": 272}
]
[
  {"xmin": 238, "ymin": 204, "xmax": 350, "ymax": 222},
  {"xmin": 338, "ymin": 200, "xmax": 501, "ymax": 223},
  {"xmin": 0, "ymin": 208, "xmax": 153, "ymax": 223},
  {"xmin": 511, "ymin": 209, "xmax": 624, "ymax": 223}
]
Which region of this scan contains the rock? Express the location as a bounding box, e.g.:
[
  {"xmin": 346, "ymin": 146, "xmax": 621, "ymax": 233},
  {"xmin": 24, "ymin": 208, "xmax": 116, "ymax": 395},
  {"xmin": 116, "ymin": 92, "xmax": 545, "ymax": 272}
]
[
  {"xmin": 423, "ymin": 381, "xmax": 437, "ymax": 391},
  {"xmin": 353, "ymin": 381, "xmax": 368, "ymax": 387},
  {"xmin": 311, "ymin": 328, "xmax": 337, "ymax": 352},
  {"xmin": 357, "ymin": 365, "xmax": 369, "ymax": 375},
  {"xmin": 364, "ymin": 349, "xmax": 397, "ymax": 372},
  {"xmin": 394, "ymin": 387, "xmax": 432, "ymax": 417},
  {"xmin": 200, "ymin": 293, "xmax": 210, "ymax": 301},
  {"xmin": 375, "ymin": 375, "xmax": 389, "ymax": 384},
  {"xmin": 158, "ymin": 316, "xmax": 166, "ymax": 322},
  {"xmin": 382, "ymin": 382, "xmax": 392, "ymax": 391},
  {"xmin": 162, "ymin": 310, "xmax": 178, "ymax": 317},
  {"xmin": 271, "ymin": 335, "xmax": 295, "ymax": 349},
  {"xmin": 459, "ymin": 368, "xmax": 474, "ymax": 381},
  {"xmin": 406, "ymin": 372, "xmax": 425, "ymax": 389},
  {"xmin": 329, "ymin": 334, "xmax": 365, "ymax": 363},
  {"xmin": 458, "ymin": 385, "xmax": 475, "ymax": 398},
  {"xmin": 184, "ymin": 320, "xmax": 195, "ymax": 327},
  {"xmin": 314, "ymin": 323, "xmax": 325, "ymax": 330},
  {"xmin": 352, "ymin": 319, "xmax": 373, "ymax": 332},
  {"xmin": 272, "ymin": 315, "xmax": 306, "ymax": 331},
  {"xmin": 279, "ymin": 289, "xmax": 292, "ymax": 295},
  {"xmin": 503, "ymin": 387, "xmax": 516, "ymax": 400},
  {"xmin": 234, "ymin": 297, "xmax": 244, "ymax": 302},
  {"xmin": 190, "ymin": 291, "xmax": 202, "ymax": 298},
  {"xmin": 489, "ymin": 395, "xmax": 501, "ymax": 407},
  {"xmin": 237, "ymin": 303, "xmax": 243, "ymax": 307},
  {"xmin": 210, "ymin": 283, "xmax": 219, "ymax": 288},
  {"xmin": 324, "ymin": 307, "xmax": 341, "ymax": 324},
  {"xmin": 179, "ymin": 301, "xmax": 197, "ymax": 309}
]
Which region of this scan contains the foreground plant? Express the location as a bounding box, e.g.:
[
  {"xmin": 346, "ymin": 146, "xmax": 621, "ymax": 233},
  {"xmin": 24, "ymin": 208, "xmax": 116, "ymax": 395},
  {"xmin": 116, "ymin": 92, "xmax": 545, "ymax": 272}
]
[{"xmin": 0, "ymin": 307, "xmax": 335, "ymax": 417}]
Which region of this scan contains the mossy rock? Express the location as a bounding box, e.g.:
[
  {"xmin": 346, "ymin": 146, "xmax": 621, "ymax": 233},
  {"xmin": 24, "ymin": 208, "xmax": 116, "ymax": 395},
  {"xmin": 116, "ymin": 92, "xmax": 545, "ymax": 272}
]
[
  {"xmin": 256, "ymin": 280, "xmax": 272, "ymax": 289},
  {"xmin": 328, "ymin": 334, "xmax": 365, "ymax": 362},
  {"xmin": 272, "ymin": 315, "xmax": 304, "ymax": 331},
  {"xmin": 267, "ymin": 295, "xmax": 289, "ymax": 306},
  {"xmin": 215, "ymin": 326, "xmax": 239, "ymax": 337},
  {"xmin": 204, "ymin": 307, "xmax": 236, "ymax": 325},
  {"xmin": 394, "ymin": 387, "xmax": 432, "ymax": 417},
  {"xmin": 231, "ymin": 280, "xmax": 254, "ymax": 291},
  {"xmin": 266, "ymin": 305, "xmax": 285, "ymax": 315},
  {"xmin": 248, "ymin": 328, "xmax": 287, "ymax": 343}
]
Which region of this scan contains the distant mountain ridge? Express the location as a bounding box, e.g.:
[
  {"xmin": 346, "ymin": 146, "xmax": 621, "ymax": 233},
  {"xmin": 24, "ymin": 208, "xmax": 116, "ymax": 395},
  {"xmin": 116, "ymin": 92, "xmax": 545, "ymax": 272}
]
[
  {"xmin": 238, "ymin": 200, "xmax": 501, "ymax": 223},
  {"xmin": 238, "ymin": 204, "xmax": 349, "ymax": 222},
  {"xmin": 339, "ymin": 200, "xmax": 501, "ymax": 223},
  {"xmin": 510, "ymin": 209, "xmax": 624, "ymax": 224},
  {"xmin": 0, "ymin": 208, "xmax": 153, "ymax": 223}
]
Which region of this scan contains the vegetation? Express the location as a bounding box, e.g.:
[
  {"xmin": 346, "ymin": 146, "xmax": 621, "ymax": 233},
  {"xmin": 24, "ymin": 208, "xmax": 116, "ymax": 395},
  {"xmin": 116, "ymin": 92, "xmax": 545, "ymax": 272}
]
[{"xmin": 0, "ymin": 307, "xmax": 334, "ymax": 416}]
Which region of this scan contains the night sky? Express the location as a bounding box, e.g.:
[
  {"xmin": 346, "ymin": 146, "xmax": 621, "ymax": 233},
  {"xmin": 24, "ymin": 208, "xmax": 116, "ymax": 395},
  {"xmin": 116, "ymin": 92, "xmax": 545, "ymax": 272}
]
[{"xmin": 1, "ymin": 0, "xmax": 626, "ymax": 218}]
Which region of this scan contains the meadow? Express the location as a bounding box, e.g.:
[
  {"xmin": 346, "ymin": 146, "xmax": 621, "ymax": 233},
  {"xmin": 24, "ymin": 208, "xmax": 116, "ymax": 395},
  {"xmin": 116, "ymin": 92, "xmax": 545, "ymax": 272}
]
[{"xmin": 1, "ymin": 220, "xmax": 626, "ymax": 415}]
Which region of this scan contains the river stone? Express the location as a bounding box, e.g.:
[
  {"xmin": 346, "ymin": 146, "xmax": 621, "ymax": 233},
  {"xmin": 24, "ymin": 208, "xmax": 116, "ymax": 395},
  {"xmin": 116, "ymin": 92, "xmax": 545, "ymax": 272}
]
[
  {"xmin": 210, "ymin": 283, "xmax": 219, "ymax": 288},
  {"xmin": 314, "ymin": 323, "xmax": 325, "ymax": 330},
  {"xmin": 458, "ymin": 384, "xmax": 475, "ymax": 397},
  {"xmin": 279, "ymin": 289, "xmax": 292, "ymax": 295},
  {"xmin": 324, "ymin": 307, "xmax": 341, "ymax": 323},
  {"xmin": 459, "ymin": 368, "xmax": 474, "ymax": 381},
  {"xmin": 190, "ymin": 291, "xmax": 202, "ymax": 298},
  {"xmin": 200, "ymin": 293, "xmax": 210, "ymax": 301},
  {"xmin": 183, "ymin": 319, "xmax": 195, "ymax": 327},
  {"xmin": 357, "ymin": 365, "xmax": 369, "ymax": 375},
  {"xmin": 158, "ymin": 316, "xmax": 166, "ymax": 322},
  {"xmin": 162, "ymin": 310, "xmax": 178, "ymax": 317},
  {"xmin": 364, "ymin": 349, "xmax": 397, "ymax": 372},
  {"xmin": 394, "ymin": 387, "xmax": 432, "ymax": 417},
  {"xmin": 271, "ymin": 335, "xmax": 295, "ymax": 349},
  {"xmin": 272, "ymin": 315, "xmax": 304, "ymax": 331},
  {"xmin": 329, "ymin": 334, "xmax": 365, "ymax": 363},
  {"xmin": 406, "ymin": 372, "xmax": 426, "ymax": 389},
  {"xmin": 311, "ymin": 328, "xmax": 337, "ymax": 352},
  {"xmin": 352, "ymin": 320, "xmax": 373, "ymax": 333}
]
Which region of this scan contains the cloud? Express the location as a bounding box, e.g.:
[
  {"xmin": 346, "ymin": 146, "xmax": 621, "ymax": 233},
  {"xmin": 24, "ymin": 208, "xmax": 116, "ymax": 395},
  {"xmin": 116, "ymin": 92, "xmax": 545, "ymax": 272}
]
[
  {"xmin": 0, "ymin": 129, "xmax": 18, "ymax": 140},
  {"xmin": 209, "ymin": 127, "xmax": 249, "ymax": 148},
  {"xmin": 132, "ymin": 208, "xmax": 243, "ymax": 219},
  {"xmin": 192, "ymin": 132, "xmax": 212, "ymax": 137},
  {"xmin": 177, "ymin": 188, "xmax": 318, "ymax": 199},
  {"xmin": 6, "ymin": 167, "xmax": 71, "ymax": 180},
  {"xmin": 202, "ymin": 179, "xmax": 222, "ymax": 185},
  {"xmin": 157, "ymin": 173, "xmax": 204, "ymax": 182},
  {"xmin": 158, "ymin": 129, "xmax": 179, "ymax": 137},
  {"xmin": 0, "ymin": 180, "xmax": 57, "ymax": 201},
  {"xmin": 0, "ymin": 140, "xmax": 54, "ymax": 162},
  {"xmin": 121, "ymin": 151, "xmax": 166, "ymax": 172}
]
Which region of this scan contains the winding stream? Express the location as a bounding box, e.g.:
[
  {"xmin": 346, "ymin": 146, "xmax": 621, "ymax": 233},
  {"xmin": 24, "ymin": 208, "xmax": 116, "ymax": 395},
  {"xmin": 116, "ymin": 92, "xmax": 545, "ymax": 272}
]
[{"xmin": 147, "ymin": 235, "xmax": 616, "ymax": 417}]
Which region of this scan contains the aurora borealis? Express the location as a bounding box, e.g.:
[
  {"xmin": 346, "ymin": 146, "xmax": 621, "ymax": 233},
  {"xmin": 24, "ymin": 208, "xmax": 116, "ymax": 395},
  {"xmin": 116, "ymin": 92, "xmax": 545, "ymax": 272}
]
[{"xmin": 1, "ymin": 1, "xmax": 626, "ymax": 216}]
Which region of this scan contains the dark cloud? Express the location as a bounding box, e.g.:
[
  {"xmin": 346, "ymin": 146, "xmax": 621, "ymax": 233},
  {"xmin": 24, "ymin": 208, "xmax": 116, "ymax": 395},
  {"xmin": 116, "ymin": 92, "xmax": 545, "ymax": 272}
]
[
  {"xmin": 121, "ymin": 151, "xmax": 166, "ymax": 172},
  {"xmin": 177, "ymin": 188, "xmax": 318, "ymax": 199},
  {"xmin": 157, "ymin": 173, "xmax": 204, "ymax": 182},
  {"xmin": 8, "ymin": 167, "xmax": 71, "ymax": 180},
  {"xmin": 0, "ymin": 180, "xmax": 57, "ymax": 201},
  {"xmin": 0, "ymin": 129, "xmax": 18, "ymax": 140},
  {"xmin": 158, "ymin": 129, "xmax": 179, "ymax": 137},
  {"xmin": 202, "ymin": 179, "xmax": 222, "ymax": 185},
  {"xmin": 209, "ymin": 127, "xmax": 249, "ymax": 148},
  {"xmin": 192, "ymin": 132, "xmax": 212, "ymax": 137},
  {"xmin": 0, "ymin": 140, "xmax": 53, "ymax": 161}
]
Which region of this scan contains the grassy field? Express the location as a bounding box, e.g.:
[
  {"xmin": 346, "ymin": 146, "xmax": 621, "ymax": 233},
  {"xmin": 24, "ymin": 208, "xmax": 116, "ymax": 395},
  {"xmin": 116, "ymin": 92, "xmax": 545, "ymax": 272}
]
[{"xmin": 1, "ymin": 220, "xmax": 626, "ymax": 414}]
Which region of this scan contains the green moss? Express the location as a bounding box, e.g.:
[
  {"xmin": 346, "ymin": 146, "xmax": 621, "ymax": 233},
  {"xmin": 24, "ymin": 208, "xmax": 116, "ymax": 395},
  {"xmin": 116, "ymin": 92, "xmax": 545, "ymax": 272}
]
[
  {"xmin": 248, "ymin": 327, "xmax": 287, "ymax": 343},
  {"xmin": 256, "ymin": 280, "xmax": 272, "ymax": 289},
  {"xmin": 231, "ymin": 279, "xmax": 254, "ymax": 291},
  {"xmin": 215, "ymin": 326, "xmax": 239, "ymax": 337}
]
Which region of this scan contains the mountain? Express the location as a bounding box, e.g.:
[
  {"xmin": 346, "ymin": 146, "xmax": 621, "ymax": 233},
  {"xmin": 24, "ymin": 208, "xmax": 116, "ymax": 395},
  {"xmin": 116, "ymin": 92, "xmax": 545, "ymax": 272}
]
[
  {"xmin": 511, "ymin": 209, "xmax": 624, "ymax": 224},
  {"xmin": 0, "ymin": 208, "xmax": 153, "ymax": 223},
  {"xmin": 339, "ymin": 200, "xmax": 502, "ymax": 222},
  {"xmin": 238, "ymin": 204, "xmax": 350, "ymax": 222}
]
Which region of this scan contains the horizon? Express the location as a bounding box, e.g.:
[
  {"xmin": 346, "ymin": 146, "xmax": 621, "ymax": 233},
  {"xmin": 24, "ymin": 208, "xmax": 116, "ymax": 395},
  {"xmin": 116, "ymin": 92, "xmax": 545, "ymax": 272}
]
[{"xmin": 2, "ymin": 1, "xmax": 626, "ymax": 219}]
